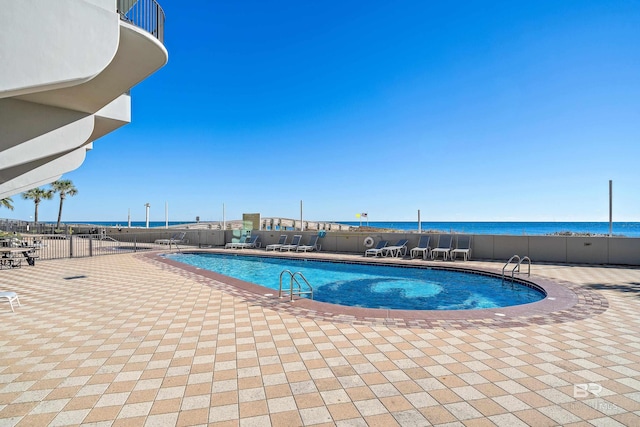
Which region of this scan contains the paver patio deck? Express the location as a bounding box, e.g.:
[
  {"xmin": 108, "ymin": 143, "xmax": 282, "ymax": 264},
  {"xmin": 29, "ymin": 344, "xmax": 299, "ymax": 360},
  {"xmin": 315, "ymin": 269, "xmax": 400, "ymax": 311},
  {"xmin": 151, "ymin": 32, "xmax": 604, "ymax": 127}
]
[{"xmin": 0, "ymin": 249, "xmax": 639, "ymax": 426}]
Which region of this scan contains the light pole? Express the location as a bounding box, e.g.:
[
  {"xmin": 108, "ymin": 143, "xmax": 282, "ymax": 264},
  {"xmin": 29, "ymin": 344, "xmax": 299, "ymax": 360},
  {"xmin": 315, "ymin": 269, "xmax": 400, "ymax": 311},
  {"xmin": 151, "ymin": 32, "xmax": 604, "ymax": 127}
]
[
  {"xmin": 144, "ymin": 203, "xmax": 150, "ymax": 228},
  {"xmin": 609, "ymin": 180, "xmax": 613, "ymax": 237}
]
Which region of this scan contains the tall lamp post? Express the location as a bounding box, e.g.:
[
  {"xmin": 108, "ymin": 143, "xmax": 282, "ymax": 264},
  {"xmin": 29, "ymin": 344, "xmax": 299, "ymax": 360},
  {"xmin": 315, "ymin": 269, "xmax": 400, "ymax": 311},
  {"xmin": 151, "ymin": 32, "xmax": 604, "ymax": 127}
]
[
  {"xmin": 609, "ymin": 180, "xmax": 613, "ymax": 237},
  {"xmin": 144, "ymin": 203, "xmax": 150, "ymax": 229}
]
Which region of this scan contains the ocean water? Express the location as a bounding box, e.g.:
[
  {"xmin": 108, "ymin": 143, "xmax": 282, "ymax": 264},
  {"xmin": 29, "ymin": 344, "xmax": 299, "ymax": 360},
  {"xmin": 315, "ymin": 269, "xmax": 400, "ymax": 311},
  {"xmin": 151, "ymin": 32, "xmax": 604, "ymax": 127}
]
[
  {"xmin": 64, "ymin": 220, "xmax": 640, "ymax": 237},
  {"xmin": 339, "ymin": 221, "xmax": 640, "ymax": 237}
]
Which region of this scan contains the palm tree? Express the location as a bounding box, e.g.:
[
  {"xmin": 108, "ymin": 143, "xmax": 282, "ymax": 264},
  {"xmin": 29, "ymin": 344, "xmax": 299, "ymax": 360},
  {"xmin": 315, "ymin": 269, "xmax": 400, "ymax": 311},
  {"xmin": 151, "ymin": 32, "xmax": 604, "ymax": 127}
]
[
  {"xmin": 22, "ymin": 188, "xmax": 53, "ymax": 225},
  {"xmin": 51, "ymin": 180, "xmax": 78, "ymax": 229},
  {"xmin": 0, "ymin": 198, "xmax": 14, "ymax": 211}
]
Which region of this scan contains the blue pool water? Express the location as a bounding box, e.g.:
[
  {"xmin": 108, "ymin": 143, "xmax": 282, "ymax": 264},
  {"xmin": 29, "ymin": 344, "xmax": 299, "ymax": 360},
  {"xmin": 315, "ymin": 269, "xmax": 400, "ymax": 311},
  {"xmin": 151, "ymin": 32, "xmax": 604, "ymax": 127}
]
[{"xmin": 165, "ymin": 253, "xmax": 545, "ymax": 310}]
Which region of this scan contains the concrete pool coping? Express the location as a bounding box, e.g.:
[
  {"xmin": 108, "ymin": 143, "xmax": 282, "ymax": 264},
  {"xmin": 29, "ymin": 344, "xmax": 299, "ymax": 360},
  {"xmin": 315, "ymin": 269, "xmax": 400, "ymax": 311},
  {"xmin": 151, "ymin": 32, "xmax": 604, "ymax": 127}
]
[{"xmin": 148, "ymin": 249, "xmax": 609, "ymax": 329}]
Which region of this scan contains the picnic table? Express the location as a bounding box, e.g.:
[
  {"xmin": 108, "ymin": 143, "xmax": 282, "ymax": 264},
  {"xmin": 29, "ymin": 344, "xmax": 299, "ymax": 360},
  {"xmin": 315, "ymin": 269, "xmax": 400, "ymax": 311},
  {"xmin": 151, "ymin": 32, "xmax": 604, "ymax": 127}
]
[{"xmin": 0, "ymin": 246, "xmax": 40, "ymax": 268}]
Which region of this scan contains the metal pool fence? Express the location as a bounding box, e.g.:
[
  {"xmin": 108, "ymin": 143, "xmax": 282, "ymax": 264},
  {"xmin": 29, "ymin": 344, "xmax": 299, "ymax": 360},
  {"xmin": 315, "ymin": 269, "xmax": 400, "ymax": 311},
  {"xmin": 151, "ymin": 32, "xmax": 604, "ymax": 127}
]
[{"xmin": 19, "ymin": 234, "xmax": 170, "ymax": 261}]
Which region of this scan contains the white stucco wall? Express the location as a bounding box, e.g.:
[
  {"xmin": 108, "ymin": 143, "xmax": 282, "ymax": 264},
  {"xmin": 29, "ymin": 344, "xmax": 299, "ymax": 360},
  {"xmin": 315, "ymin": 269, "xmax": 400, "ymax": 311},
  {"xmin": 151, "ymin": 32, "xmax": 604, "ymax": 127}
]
[
  {"xmin": 0, "ymin": 99, "xmax": 95, "ymax": 169},
  {"xmin": 84, "ymin": 0, "xmax": 116, "ymax": 10},
  {"xmin": 0, "ymin": 0, "xmax": 119, "ymax": 98},
  {"xmin": 0, "ymin": 147, "xmax": 89, "ymax": 199}
]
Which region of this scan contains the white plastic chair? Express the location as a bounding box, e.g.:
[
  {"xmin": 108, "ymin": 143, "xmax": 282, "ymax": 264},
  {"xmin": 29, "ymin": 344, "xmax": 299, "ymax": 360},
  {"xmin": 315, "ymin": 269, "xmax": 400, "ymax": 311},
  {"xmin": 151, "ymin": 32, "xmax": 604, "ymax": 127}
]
[
  {"xmin": 431, "ymin": 235, "xmax": 453, "ymax": 260},
  {"xmin": 410, "ymin": 235, "xmax": 431, "ymax": 259},
  {"xmin": 381, "ymin": 239, "xmax": 409, "ymax": 257},
  {"xmin": 266, "ymin": 235, "xmax": 288, "ymax": 251},
  {"xmin": 364, "ymin": 240, "xmax": 388, "ymax": 257},
  {"xmin": 451, "ymin": 235, "xmax": 472, "ymax": 261},
  {"xmin": 0, "ymin": 291, "xmax": 20, "ymax": 312}
]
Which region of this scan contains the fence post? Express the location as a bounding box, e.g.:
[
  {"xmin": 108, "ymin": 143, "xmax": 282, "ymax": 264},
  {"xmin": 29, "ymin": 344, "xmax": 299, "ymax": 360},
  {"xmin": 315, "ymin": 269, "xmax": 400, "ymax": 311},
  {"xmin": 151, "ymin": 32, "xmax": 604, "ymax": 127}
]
[
  {"xmin": 134, "ymin": 235, "xmax": 137, "ymax": 252},
  {"xmin": 69, "ymin": 234, "xmax": 74, "ymax": 258},
  {"xmin": 89, "ymin": 235, "xmax": 93, "ymax": 257}
]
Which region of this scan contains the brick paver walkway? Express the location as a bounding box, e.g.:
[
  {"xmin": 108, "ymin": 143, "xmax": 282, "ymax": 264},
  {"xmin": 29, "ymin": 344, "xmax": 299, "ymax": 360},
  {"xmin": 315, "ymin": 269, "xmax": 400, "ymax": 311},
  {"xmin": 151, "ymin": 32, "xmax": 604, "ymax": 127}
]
[{"xmin": 0, "ymin": 251, "xmax": 639, "ymax": 426}]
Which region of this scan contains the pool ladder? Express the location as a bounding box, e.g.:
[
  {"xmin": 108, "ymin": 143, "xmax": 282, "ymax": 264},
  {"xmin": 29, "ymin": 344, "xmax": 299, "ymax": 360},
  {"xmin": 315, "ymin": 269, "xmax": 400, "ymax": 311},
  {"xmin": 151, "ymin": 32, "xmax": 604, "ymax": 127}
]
[
  {"xmin": 502, "ymin": 255, "xmax": 531, "ymax": 281},
  {"xmin": 279, "ymin": 270, "xmax": 313, "ymax": 302}
]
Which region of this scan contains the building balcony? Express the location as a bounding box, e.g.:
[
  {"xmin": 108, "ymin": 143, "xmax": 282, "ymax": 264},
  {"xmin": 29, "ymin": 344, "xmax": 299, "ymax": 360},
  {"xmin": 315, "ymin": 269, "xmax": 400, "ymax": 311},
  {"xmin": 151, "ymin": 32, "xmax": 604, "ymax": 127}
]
[{"xmin": 0, "ymin": 0, "xmax": 168, "ymax": 199}]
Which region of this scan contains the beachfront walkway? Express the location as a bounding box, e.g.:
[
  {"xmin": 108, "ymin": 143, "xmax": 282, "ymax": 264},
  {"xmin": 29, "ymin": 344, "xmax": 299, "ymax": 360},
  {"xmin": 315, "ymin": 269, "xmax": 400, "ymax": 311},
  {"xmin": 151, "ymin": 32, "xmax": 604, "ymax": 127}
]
[{"xmin": 0, "ymin": 251, "xmax": 639, "ymax": 426}]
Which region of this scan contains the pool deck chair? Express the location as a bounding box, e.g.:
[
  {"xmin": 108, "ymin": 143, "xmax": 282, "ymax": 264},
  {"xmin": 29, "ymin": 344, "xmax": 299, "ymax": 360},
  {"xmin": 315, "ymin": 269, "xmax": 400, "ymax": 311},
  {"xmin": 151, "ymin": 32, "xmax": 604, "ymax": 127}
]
[
  {"xmin": 381, "ymin": 239, "xmax": 409, "ymax": 258},
  {"xmin": 410, "ymin": 235, "xmax": 431, "ymax": 259},
  {"xmin": 296, "ymin": 235, "xmax": 321, "ymax": 252},
  {"xmin": 280, "ymin": 235, "xmax": 302, "ymax": 251},
  {"xmin": 451, "ymin": 235, "xmax": 472, "ymax": 261},
  {"xmin": 364, "ymin": 240, "xmax": 388, "ymax": 257},
  {"xmin": 233, "ymin": 234, "xmax": 261, "ymax": 249},
  {"xmin": 225, "ymin": 235, "xmax": 249, "ymax": 249},
  {"xmin": 431, "ymin": 234, "xmax": 453, "ymax": 261},
  {"xmin": 155, "ymin": 232, "xmax": 187, "ymax": 245},
  {"xmin": 266, "ymin": 235, "xmax": 287, "ymax": 251},
  {"xmin": 0, "ymin": 291, "xmax": 20, "ymax": 312}
]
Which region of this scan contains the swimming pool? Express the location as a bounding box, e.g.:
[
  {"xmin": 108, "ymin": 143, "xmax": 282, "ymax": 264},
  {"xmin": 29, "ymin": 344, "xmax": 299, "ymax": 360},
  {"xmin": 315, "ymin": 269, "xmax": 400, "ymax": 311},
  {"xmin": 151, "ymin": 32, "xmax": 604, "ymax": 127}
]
[{"xmin": 164, "ymin": 253, "xmax": 545, "ymax": 310}]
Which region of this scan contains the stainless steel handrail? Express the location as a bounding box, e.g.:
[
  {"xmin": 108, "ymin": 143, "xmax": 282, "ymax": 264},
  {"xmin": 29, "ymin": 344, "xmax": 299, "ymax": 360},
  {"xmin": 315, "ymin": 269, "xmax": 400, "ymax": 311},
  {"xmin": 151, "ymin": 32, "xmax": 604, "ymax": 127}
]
[
  {"xmin": 279, "ymin": 270, "xmax": 313, "ymax": 302},
  {"xmin": 519, "ymin": 256, "xmax": 531, "ymax": 277},
  {"xmin": 502, "ymin": 255, "xmax": 531, "ymax": 280},
  {"xmin": 117, "ymin": 0, "xmax": 165, "ymax": 43},
  {"xmin": 502, "ymin": 255, "xmax": 520, "ymax": 279}
]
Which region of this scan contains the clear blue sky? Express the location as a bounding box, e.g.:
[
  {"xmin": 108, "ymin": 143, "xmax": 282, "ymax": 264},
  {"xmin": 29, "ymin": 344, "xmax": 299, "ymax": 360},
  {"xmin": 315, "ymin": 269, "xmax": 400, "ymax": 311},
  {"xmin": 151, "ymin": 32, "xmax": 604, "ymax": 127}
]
[{"xmin": 9, "ymin": 0, "xmax": 640, "ymax": 223}]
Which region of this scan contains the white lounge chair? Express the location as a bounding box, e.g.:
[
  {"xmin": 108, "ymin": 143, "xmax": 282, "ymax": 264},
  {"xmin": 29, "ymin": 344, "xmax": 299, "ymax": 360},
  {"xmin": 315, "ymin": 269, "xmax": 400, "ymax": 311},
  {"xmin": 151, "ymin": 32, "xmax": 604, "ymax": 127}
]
[
  {"xmin": 266, "ymin": 235, "xmax": 287, "ymax": 251},
  {"xmin": 451, "ymin": 235, "xmax": 472, "ymax": 261},
  {"xmin": 0, "ymin": 291, "xmax": 20, "ymax": 312},
  {"xmin": 296, "ymin": 235, "xmax": 321, "ymax": 252},
  {"xmin": 232, "ymin": 234, "xmax": 261, "ymax": 249},
  {"xmin": 364, "ymin": 240, "xmax": 388, "ymax": 257},
  {"xmin": 155, "ymin": 232, "xmax": 187, "ymax": 245},
  {"xmin": 280, "ymin": 235, "xmax": 302, "ymax": 251},
  {"xmin": 431, "ymin": 235, "xmax": 453, "ymax": 260},
  {"xmin": 410, "ymin": 235, "xmax": 431, "ymax": 259},
  {"xmin": 225, "ymin": 235, "xmax": 249, "ymax": 249},
  {"xmin": 381, "ymin": 239, "xmax": 409, "ymax": 257}
]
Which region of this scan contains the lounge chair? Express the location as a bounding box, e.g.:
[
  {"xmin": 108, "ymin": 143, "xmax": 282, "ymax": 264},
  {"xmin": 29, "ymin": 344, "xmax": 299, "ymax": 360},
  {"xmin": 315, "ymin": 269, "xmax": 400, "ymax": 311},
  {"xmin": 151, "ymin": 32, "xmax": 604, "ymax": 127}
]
[
  {"xmin": 364, "ymin": 240, "xmax": 388, "ymax": 257},
  {"xmin": 225, "ymin": 235, "xmax": 249, "ymax": 249},
  {"xmin": 266, "ymin": 235, "xmax": 287, "ymax": 251},
  {"xmin": 431, "ymin": 234, "xmax": 453, "ymax": 260},
  {"xmin": 279, "ymin": 235, "xmax": 302, "ymax": 251},
  {"xmin": 232, "ymin": 234, "xmax": 261, "ymax": 249},
  {"xmin": 381, "ymin": 239, "xmax": 409, "ymax": 257},
  {"xmin": 0, "ymin": 291, "xmax": 20, "ymax": 312},
  {"xmin": 410, "ymin": 235, "xmax": 431, "ymax": 259},
  {"xmin": 155, "ymin": 232, "xmax": 187, "ymax": 245},
  {"xmin": 296, "ymin": 235, "xmax": 321, "ymax": 252},
  {"xmin": 451, "ymin": 235, "xmax": 472, "ymax": 261}
]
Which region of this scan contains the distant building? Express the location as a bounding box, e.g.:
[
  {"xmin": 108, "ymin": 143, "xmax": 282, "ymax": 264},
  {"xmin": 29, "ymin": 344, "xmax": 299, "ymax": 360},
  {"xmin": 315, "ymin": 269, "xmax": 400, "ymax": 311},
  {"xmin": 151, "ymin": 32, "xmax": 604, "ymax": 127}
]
[{"xmin": 0, "ymin": 0, "xmax": 168, "ymax": 199}]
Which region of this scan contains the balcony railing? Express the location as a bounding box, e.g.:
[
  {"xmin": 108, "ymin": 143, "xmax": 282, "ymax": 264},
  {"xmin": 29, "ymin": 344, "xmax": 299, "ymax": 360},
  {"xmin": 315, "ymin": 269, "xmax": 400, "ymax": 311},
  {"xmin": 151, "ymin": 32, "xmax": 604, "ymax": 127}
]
[{"xmin": 117, "ymin": 0, "xmax": 165, "ymax": 43}]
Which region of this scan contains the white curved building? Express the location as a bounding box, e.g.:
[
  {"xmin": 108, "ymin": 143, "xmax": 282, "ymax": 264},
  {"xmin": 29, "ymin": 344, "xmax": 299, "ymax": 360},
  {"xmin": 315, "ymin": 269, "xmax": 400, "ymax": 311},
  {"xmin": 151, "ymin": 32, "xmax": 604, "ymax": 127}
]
[{"xmin": 0, "ymin": 0, "xmax": 168, "ymax": 199}]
